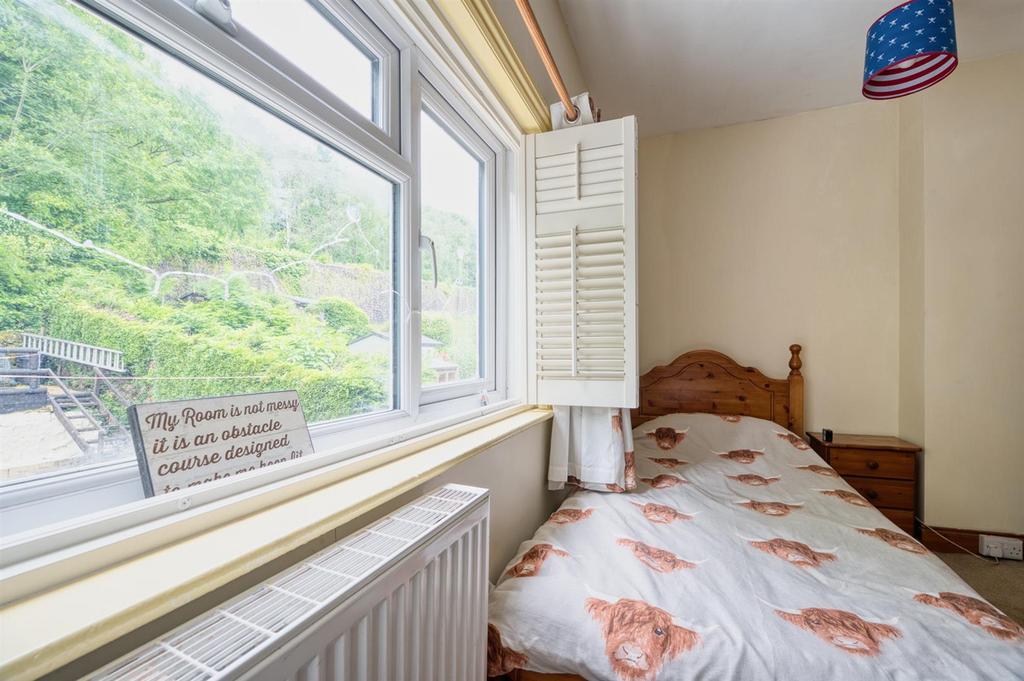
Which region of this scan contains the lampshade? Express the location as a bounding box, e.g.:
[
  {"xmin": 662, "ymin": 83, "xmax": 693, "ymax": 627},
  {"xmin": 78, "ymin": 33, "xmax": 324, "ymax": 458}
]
[{"xmin": 863, "ymin": 0, "xmax": 958, "ymax": 100}]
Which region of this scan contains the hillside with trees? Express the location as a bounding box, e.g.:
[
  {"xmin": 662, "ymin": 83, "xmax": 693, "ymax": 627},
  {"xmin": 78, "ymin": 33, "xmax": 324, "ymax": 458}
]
[{"xmin": 0, "ymin": 0, "xmax": 477, "ymax": 425}]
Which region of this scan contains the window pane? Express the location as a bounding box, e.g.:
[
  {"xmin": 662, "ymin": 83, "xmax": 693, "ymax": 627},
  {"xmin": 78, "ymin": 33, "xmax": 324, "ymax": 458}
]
[
  {"xmin": 419, "ymin": 111, "xmax": 482, "ymax": 386},
  {"xmin": 0, "ymin": 0, "xmax": 396, "ymax": 526},
  {"xmin": 232, "ymin": 0, "xmax": 378, "ymax": 123}
]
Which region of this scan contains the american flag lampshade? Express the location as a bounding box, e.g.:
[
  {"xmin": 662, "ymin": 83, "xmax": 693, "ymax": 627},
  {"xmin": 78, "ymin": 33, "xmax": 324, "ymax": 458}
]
[{"xmin": 863, "ymin": 0, "xmax": 958, "ymax": 99}]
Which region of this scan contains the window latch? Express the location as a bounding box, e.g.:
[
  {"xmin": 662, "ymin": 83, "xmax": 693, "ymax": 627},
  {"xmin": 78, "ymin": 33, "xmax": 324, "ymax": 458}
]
[
  {"xmin": 194, "ymin": 0, "xmax": 238, "ymax": 36},
  {"xmin": 419, "ymin": 235, "xmax": 437, "ymax": 288}
]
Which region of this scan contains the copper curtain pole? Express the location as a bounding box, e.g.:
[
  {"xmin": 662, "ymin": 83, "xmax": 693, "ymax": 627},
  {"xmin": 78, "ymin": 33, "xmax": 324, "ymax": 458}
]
[{"xmin": 513, "ymin": 0, "xmax": 579, "ymax": 122}]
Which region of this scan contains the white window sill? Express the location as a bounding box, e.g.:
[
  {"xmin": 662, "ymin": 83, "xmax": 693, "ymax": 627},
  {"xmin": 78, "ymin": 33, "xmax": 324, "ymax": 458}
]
[
  {"xmin": 0, "ymin": 406, "xmax": 552, "ymax": 680},
  {"xmin": 1, "ymin": 395, "xmax": 515, "ymax": 589}
]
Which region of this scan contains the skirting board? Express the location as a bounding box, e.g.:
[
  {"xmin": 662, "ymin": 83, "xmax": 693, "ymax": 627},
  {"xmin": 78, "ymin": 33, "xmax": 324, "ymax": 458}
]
[{"xmin": 920, "ymin": 525, "xmax": 1024, "ymax": 555}]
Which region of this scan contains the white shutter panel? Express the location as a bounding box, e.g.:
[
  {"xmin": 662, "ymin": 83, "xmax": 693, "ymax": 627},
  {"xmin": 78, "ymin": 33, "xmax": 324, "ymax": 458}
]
[{"xmin": 526, "ymin": 116, "xmax": 638, "ymax": 408}]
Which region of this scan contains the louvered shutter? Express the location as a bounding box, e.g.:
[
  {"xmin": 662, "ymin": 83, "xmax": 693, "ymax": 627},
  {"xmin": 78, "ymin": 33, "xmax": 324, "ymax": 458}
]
[{"xmin": 526, "ymin": 116, "xmax": 638, "ymax": 408}]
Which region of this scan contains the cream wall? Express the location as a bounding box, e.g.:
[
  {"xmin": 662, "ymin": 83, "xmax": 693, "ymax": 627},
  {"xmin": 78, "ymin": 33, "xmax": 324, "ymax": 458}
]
[
  {"xmin": 638, "ymin": 53, "xmax": 1023, "ymax": 533},
  {"xmin": 639, "ymin": 102, "xmax": 902, "ymax": 435},
  {"xmin": 409, "ymin": 417, "xmax": 563, "ymax": 581},
  {"xmin": 319, "ymin": 420, "xmax": 562, "ymax": 583},
  {"xmin": 914, "ymin": 54, "xmax": 1024, "ymax": 533},
  {"xmin": 326, "ymin": 419, "xmax": 562, "ymax": 584},
  {"xmin": 898, "ymin": 96, "xmax": 926, "ymax": 447}
]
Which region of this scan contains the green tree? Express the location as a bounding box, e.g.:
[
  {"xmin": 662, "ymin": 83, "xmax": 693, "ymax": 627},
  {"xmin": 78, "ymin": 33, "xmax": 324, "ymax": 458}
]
[
  {"xmin": 312, "ymin": 297, "xmax": 371, "ymax": 339},
  {"xmin": 421, "ymin": 312, "xmax": 452, "ymax": 345},
  {"xmin": 0, "ymin": 0, "xmax": 269, "ymax": 268}
]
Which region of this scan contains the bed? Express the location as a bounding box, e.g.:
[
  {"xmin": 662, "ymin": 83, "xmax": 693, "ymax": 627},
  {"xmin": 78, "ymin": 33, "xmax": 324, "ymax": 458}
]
[{"xmin": 487, "ymin": 346, "xmax": 1023, "ymax": 680}]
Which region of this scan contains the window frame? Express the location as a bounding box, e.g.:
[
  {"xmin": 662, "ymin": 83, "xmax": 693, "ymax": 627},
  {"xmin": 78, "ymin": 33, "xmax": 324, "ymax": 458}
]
[
  {"xmin": 415, "ymin": 77, "xmax": 499, "ymax": 405},
  {"xmin": 0, "ymin": 0, "xmax": 518, "ymax": 597},
  {"xmin": 229, "ymin": 0, "xmax": 403, "ymax": 146}
]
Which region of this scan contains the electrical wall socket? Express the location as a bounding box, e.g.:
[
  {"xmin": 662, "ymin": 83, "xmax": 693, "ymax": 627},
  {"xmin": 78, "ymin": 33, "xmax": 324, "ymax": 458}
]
[{"xmin": 979, "ymin": 535, "xmax": 1023, "ymax": 560}]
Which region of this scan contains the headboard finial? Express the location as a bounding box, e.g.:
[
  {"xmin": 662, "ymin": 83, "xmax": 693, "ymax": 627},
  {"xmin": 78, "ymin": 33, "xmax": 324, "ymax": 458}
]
[{"xmin": 788, "ymin": 344, "xmax": 803, "ymax": 375}]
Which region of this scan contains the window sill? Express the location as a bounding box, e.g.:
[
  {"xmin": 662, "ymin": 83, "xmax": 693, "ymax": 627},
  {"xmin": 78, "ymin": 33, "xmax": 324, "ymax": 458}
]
[
  {"xmin": 1, "ymin": 397, "xmax": 518, "ymax": 594},
  {"xmin": 0, "ymin": 406, "xmax": 552, "ymax": 680}
]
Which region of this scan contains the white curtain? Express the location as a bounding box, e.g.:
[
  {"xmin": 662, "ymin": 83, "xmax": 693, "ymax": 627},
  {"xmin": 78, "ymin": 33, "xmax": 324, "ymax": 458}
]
[{"xmin": 548, "ymin": 407, "xmax": 636, "ymax": 492}]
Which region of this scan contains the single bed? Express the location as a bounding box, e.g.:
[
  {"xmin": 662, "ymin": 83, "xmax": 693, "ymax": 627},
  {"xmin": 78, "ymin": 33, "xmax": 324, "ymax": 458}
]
[{"xmin": 487, "ymin": 346, "xmax": 1023, "ymax": 681}]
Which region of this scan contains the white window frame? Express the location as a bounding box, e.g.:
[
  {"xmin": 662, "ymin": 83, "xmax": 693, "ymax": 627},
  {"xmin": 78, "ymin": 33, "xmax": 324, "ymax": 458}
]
[
  {"xmin": 310, "ymin": 0, "xmax": 401, "ymax": 139},
  {"xmin": 229, "ymin": 0, "xmax": 404, "ymax": 149},
  {"xmin": 415, "ymin": 77, "xmax": 500, "ymax": 406},
  {"xmin": 0, "ymin": 0, "xmax": 519, "ymax": 597}
]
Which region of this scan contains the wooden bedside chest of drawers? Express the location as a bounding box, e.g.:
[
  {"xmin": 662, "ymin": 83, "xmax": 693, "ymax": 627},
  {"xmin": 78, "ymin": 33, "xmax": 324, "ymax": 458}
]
[{"xmin": 806, "ymin": 433, "xmax": 922, "ymax": 537}]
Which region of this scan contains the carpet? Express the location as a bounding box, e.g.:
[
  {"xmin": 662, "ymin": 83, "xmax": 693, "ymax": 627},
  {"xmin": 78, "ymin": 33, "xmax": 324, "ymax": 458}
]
[{"xmin": 938, "ymin": 552, "xmax": 1024, "ymax": 625}]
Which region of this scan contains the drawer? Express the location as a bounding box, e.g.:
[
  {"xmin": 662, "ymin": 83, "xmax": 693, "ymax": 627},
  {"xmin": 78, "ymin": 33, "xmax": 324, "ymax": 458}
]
[
  {"xmin": 879, "ymin": 508, "xmax": 916, "ymax": 534},
  {"xmin": 831, "ymin": 448, "xmax": 915, "ymax": 480},
  {"xmin": 845, "ymin": 476, "xmax": 915, "ymax": 510}
]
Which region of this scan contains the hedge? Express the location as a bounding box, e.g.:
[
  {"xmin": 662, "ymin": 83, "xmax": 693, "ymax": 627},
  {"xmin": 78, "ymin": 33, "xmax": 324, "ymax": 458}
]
[{"xmin": 46, "ymin": 302, "xmax": 387, "ymax": 423}]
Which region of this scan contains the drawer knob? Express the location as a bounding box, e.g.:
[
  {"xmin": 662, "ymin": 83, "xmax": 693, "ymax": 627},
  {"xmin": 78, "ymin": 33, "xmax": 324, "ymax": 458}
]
[
  {"xmin": 867, "ymin": 460, "xmax": 880, "ymax": 470},
  {"xmin": 865, "ymin": 489, "xmax": 879, "ymax": 500}
]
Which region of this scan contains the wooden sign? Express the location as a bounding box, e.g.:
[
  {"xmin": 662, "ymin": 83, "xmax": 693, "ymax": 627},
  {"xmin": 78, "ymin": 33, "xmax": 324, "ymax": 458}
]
[{"xmin": 127, "ymin": 390, "xmax": 314, "ymax": 497}]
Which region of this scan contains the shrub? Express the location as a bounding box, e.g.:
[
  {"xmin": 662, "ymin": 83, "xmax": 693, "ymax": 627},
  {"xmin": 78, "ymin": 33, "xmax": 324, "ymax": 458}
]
[
  {"xmin": 47, "ymin": 302, "xmax": 162, "ymax": 371},
  {"xmin": 420, "ymin": 312, "xmax": 452, "ymax": 346},
  {"xmin": 311, "ymin": 297, "xmax": 370, "ymax": 339}
]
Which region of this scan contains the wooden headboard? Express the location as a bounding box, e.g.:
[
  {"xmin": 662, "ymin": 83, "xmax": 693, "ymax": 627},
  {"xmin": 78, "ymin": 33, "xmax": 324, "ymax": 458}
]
[{"xmin": 631, "ymin": 345, "xmax": 804, "ymax": 436}]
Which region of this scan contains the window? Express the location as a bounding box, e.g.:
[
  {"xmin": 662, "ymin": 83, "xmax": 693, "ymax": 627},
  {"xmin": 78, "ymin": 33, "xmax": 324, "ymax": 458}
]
[
  {"xmin": 419, "ymin": 111, "xmax": 483, "ymax": 386},
  {"xmin": 1, "ymin": 0, "xmax": 396, "ymax": 481},
  {"xmin": 231, "ymin": 0, "xmax": 383, "ymax": 126},
  {"xmin": 0, "ymin": 0, "xmax": 510, "ymax": 564},
  {"xmin": 415, "ymin": 79, "xmax": 499, "ymax": 406}
]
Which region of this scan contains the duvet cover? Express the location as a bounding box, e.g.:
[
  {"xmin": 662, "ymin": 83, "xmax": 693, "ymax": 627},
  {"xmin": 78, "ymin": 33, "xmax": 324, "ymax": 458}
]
[{"xmin": 488, "ymin": 413, "xmax": 1023, "ymax": 680}]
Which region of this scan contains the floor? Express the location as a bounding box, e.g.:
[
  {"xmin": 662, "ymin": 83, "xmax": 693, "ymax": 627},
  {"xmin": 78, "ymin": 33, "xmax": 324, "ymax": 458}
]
[{"xmin": 938, "ymin": 552, "xmax": 1024, "ymax": 624}]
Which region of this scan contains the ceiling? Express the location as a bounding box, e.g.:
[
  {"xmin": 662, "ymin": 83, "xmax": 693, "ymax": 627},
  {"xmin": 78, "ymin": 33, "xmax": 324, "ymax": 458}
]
[{"xmin": 554, "ymin": 0, "xmax": 1024, "ymax": 136}]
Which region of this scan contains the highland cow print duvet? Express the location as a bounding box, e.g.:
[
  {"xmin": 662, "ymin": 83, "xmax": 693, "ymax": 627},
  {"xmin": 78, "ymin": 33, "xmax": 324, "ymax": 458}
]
[{"xmin": 488, "ymin": 413, "xmax": 1024, "ymax": 681}]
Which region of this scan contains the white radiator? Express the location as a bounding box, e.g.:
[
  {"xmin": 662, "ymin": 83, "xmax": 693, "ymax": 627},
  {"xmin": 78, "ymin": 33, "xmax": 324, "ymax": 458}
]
[{"xmin": 92, "ymin": 484, "xmax": 490, "ymax": 681}]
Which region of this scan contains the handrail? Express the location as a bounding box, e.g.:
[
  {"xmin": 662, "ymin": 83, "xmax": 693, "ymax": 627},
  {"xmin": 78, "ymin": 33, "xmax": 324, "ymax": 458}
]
[
  {"xmin": 4, "ymin": 368, "xmax": 102, "ymax": 431},
  {"xmin": 45, "ymin": 369, "xmax": 102, "ymax": 432},
  {"xmin": 92, "ymin": 367, "xmax": 131, "ymax": 408},
  {"xmin": 21, "ymin": 333, "xmax": 125, "ymax": 373},
  {"xmin": 48, "ymin": 395, "xmax": 92, "ymax": 452}
]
